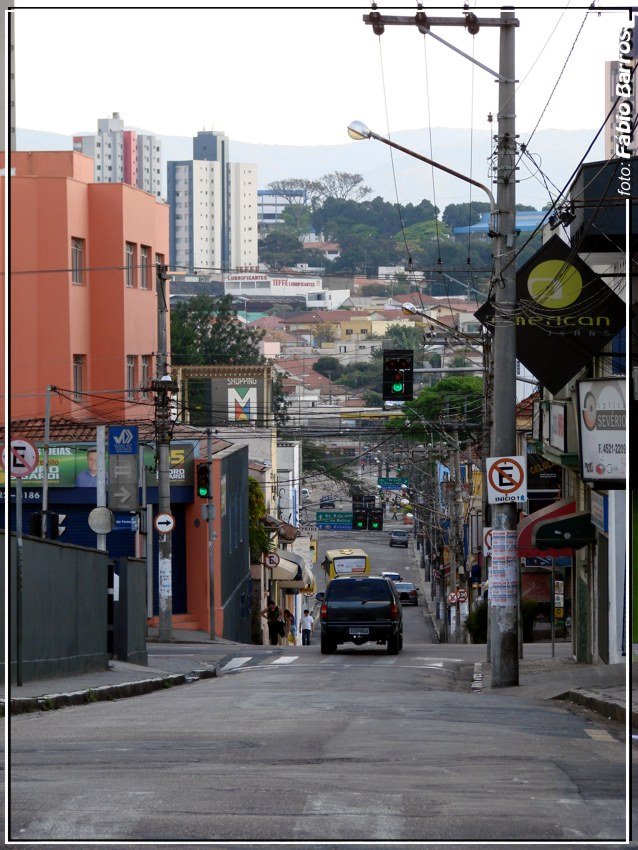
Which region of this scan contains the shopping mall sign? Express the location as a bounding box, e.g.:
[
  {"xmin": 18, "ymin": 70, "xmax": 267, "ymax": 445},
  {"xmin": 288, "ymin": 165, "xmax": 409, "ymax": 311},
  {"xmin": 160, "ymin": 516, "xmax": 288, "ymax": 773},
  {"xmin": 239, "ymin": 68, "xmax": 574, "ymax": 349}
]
[{"xmin": 475, "ymin": 235, "xmax": 625, "ymax": 394}]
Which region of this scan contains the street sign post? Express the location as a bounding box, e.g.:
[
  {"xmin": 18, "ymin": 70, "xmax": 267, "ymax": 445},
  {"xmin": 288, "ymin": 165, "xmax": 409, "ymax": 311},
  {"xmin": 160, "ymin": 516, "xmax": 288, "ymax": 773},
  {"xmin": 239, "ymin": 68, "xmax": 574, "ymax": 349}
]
[
  {"xmin": 108, "ymin": 426, "xmax": 139, "ymax": 512},
  {"xmin": 486, "ymin": 456, "xmax": 527, "ymax": 505},
  {"xmin": 154, "ymin": 512, "xmax": 176, "ymax": 534},
  {"xmin": 316, "ymin": 511, "xmax": 353, "ymax": 531}
]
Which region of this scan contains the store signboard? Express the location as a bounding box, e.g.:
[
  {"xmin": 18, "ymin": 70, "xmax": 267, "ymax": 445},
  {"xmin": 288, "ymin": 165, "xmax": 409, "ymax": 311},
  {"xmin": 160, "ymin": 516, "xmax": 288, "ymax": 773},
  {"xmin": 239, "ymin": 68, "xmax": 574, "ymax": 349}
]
[
  {"xmin": 475, "ymin": 236, "xmax": 625, "ymax": 394},
  {"xmin": 577, "ymin": 379, "xmax": 626, "ymax": 484},
  {"xmin": 549, "ymin": 402, "xmax": 568, "ymax": 452}
]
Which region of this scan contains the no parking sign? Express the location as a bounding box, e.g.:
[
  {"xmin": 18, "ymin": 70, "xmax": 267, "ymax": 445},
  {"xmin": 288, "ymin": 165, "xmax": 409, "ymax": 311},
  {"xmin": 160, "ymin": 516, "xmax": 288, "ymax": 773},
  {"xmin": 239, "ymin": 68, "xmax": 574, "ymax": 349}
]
[{"xmin": 486, "ymin": 456, "xmax": 527, "ymax": 504}]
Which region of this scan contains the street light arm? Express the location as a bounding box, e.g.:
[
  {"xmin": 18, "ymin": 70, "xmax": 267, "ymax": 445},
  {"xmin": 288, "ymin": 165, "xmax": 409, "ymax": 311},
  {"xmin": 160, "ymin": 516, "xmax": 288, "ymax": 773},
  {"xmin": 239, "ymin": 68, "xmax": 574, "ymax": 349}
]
[{"xmin": 352, "ymin": 124, "xmax": 496, "ymax": 212}]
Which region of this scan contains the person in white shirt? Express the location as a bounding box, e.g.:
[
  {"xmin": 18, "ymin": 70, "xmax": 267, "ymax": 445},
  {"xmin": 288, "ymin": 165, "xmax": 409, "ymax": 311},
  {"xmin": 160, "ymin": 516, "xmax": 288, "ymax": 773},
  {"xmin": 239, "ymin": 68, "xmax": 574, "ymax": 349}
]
[{"xmin": 300, "ymin": 609, "xmax": 315, "ymax": 645}]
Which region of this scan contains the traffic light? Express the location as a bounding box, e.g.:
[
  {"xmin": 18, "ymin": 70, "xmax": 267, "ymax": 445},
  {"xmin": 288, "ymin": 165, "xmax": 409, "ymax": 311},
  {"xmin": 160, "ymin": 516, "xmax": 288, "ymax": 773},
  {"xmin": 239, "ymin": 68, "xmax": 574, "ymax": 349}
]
[
  {"xmin": 29, "ymin": 511, "xmax": 43, "ymax": 536},
  {"xmin": 196, "ymin": 462, "xmax": 211, "ymax": 498},
  {"xmin": 382, "ymin": 349, "xmax": 414, "ymax": 402},
  {"xmin": 368, "ymin": 508, "xmax": 384, "ymax": 531},
  {"xmin": 352, "ymin": 508, "xmax": 367, "ymax": 531}
]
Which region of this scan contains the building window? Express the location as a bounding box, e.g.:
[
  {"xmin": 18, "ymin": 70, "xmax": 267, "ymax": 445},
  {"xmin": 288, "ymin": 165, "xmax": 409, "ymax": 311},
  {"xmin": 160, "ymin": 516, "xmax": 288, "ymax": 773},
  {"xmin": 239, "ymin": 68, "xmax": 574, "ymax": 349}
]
[
  {"xmin": 140, "ymin": 245, "xmax": 150, "ymax": 289},
  {"xmin": 125, "ymin": 242, "xmax": 136, "ymax": 287},
  {"xmin": 140, "ymin": 355, "xmax": 150, "ymax": 397},
  {"xmin": 71, "ymin": 237, "xmax": 84, "ymax": 284},
  {"xmin": 73, "ymin": 355, "xmax": 85, "ymax": 401},
  {"xmin": 126, "ymin": 355, "xmax": 136, "ymax": 400}
]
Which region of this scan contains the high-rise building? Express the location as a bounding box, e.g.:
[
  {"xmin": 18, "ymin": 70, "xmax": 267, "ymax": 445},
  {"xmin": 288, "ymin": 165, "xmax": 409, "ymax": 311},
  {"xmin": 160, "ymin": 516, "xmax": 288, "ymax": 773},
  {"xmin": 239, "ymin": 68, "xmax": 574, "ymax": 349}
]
[
  {"xmin": 167, "ymin": 129, "xmax": 257, "ymax": 273},
  {"xmin": 73, "ymin": 112, "xmax": 163, "ymax": 199},
  {"xmin": 228, "ymin": 162, "xmax": 258, "ymax": 271},
  {"xmin": 168, "ymin": 159, "xmax": 222, "ymax": 274}
]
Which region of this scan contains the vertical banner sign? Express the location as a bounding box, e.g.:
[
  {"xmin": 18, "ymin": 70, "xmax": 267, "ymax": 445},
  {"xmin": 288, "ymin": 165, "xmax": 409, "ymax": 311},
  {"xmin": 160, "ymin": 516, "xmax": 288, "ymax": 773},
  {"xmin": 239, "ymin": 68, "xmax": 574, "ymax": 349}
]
[
  {"xmin": 577, "ymin": 378, "xmax": 626, "ymax": 484},
  {"xmin": 107, "ymin": 426, "xmax": 139, "ymax": 511},
  {"xmin": 490, "ymin": 530, "xmax": 518, "ymax": 607}
]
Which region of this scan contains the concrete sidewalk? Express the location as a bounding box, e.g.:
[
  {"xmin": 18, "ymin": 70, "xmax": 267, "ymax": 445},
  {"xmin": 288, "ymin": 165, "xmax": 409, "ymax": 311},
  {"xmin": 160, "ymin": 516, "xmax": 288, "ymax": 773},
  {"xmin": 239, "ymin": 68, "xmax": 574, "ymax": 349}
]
[{"xmin": 409, "ymin": 540, "xmax": 635, "ymax": 729}]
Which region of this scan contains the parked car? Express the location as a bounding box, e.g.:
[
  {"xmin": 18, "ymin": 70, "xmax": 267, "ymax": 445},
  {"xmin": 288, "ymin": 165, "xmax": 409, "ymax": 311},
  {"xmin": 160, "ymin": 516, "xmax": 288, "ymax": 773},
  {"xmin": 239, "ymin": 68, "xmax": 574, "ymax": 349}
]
[
  {"xmin": 394, "ymin": 581, "xmax": 419, "ymax": 605},
  {"xmin": 382, "ymin": 570, "xmax": 403, "ymax": 582},
  {"xmin": 301, "ymin": 487, "xmax": 311, "ymax": 502},
  {"xmin": 319, "ymin": 495, "xmax": 337, "ymax": 508},
  {"xmin": 389, "ymin": 530, "xmax": 409, "ymax": 548},
  {"xmin": 320, "ymin": 576, "xmax": 403, "ymax": 655}
]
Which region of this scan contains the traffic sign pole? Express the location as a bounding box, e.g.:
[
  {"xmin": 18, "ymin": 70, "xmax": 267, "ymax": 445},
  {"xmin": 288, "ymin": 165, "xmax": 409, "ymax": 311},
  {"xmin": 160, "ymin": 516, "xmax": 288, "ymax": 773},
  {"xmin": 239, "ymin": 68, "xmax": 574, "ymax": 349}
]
[{"xmin": 16, "ymin": 477, "xmax": 23, "ymax": 686}]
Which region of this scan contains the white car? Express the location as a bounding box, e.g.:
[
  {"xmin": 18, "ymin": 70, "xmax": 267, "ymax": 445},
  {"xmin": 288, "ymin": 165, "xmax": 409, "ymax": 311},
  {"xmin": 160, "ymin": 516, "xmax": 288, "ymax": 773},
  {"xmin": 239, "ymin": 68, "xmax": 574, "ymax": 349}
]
[{"xmin": 382, "ymin": 570, "xmax": 403, "ymax": 582}]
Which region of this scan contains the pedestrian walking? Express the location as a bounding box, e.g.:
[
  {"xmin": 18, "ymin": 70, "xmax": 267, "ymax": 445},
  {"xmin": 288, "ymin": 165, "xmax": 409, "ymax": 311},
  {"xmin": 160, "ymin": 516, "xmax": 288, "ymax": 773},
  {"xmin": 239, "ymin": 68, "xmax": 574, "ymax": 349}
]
[
  {"xmin": 261, "ymin": 599, "xmax": 283, "ymax": 646},
  {"xmin": 300, "ymin": 609, "xmax": 314, "ymax": 645},
  {"xmin": 283, "ymin": 609, "xmax": 296, "ymax": 645}
]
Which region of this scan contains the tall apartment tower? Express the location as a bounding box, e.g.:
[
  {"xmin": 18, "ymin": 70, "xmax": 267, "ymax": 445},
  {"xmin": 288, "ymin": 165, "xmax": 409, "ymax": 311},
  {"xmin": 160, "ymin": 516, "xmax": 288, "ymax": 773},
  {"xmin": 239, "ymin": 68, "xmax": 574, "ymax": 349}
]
[
  {"xmin": 168, "ymin": 159, "xmax": 222, "ymax": 273},
  {"xmin": 228, "ymin": 162, "xmax": 258, "ymax": 271},
  {"xmin": 73, "ymin": 112, "xmax": 163, "ymax": 198},
  {"xmin": 605, "ymin": 47, "xmax": 637, "ymax": 159},
  {"xmin": 167, "ymin": 128, "xmax": 258, "ymax": 273}
]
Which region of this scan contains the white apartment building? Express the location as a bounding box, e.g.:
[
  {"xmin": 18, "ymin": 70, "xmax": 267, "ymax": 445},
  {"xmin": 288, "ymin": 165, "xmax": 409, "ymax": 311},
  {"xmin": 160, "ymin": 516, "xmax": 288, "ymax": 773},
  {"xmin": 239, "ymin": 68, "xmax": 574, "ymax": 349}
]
[
  {"xmin": 228, "ymin": 162, "xmax": 258, "ymax": 270},
  {"xmin": 73, "ymin": 112, "xmax": 163, "ymax": 198},
  {"xmin": 168, "ymin": 160, "xmax": 223, "ymax": 273}
]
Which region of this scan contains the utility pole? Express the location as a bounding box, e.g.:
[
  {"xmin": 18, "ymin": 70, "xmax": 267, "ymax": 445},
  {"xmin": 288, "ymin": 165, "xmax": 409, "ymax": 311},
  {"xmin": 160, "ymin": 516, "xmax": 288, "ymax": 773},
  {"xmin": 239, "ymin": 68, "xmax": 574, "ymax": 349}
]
[
  {"xmin": 452, "ymin": 422, "xmax": 465, "ymax": 643},
  {"xmin": 489, "ymin": 7, "xmax": 519, "ymax": 687},
  {"xmin": 358, "ymin": 5, "xmax": 520, "ymax": 685},
  {"xmin": 207, "ymin": 428, "xmax": 216, "ymax": 640},
  {"xmin": 154, "ymin": 263, "xmax": 175, "ymax": 642}
]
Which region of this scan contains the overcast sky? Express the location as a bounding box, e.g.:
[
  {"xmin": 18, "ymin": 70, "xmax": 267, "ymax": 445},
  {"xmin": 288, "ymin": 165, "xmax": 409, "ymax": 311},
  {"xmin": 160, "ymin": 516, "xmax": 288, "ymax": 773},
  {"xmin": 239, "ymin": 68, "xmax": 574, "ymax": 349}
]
[{"xmin": 13, "ymin": 2, "xmax": 632, "ymax": 146}]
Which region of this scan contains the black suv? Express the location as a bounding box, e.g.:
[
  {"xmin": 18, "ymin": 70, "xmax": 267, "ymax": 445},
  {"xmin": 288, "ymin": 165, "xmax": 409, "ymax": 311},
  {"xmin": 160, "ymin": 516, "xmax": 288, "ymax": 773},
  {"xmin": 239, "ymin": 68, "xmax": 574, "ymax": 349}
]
[{"xmin": 319, "ymin": 576, "xmax": 403, "ymax": 655}]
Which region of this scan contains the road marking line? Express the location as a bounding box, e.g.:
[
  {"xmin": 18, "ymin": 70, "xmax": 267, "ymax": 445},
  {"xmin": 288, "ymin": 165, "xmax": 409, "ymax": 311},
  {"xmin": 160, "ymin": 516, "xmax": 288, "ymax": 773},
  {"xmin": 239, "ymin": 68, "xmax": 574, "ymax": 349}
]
[
  {"xmin": 218, "ymin": 656, "xmax": 253, "ymax": 672},
  {"xmin": 585, "ymin": 728, "xmax": 615, "ymax": 741},
  {"xmin": 271, "ymin": 656, "xmax": 299, "ymax": 665}
]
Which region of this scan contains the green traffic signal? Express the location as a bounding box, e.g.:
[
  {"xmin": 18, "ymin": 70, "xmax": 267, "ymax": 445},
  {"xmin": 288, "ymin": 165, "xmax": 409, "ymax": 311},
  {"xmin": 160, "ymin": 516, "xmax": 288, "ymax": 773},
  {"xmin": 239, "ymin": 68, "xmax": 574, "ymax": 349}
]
[{"xmin": 196, "ymin": 463, "xmax": 211, "ymax": 499}]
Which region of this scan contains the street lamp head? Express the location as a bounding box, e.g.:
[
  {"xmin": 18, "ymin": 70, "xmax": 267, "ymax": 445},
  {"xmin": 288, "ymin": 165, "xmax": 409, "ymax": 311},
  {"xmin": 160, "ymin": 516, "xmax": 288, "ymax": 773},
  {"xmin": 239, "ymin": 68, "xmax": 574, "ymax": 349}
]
[
  {"xmin": 347, "ymin": 121, "xmax": 372, "ymax": 141},
  {"xmin": 401, "ymin": 302, "xmax": 418, "ymax": 315}
]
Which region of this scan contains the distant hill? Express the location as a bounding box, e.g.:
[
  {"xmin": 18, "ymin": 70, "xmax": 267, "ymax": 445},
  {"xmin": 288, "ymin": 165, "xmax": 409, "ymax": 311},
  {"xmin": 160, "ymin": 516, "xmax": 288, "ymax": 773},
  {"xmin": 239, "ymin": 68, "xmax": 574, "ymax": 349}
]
[{"xmin": 16, "ymin": 126, "xmax": 604, "ymax": 211}]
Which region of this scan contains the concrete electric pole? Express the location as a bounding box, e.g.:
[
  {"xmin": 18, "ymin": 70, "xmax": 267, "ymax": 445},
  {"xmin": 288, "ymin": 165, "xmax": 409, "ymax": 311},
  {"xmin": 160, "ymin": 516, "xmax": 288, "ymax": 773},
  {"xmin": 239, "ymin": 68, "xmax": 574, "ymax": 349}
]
[{"xmin": 358, "ymin": 6, "xmax": 520, "ymax": 685}]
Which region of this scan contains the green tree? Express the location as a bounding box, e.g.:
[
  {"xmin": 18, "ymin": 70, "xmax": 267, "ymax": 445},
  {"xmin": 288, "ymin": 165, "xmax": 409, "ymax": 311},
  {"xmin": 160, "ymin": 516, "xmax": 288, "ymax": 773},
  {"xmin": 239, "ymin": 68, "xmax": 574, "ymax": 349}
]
[
  {"xmin": 314, "ymin": 322, "xmax": 336, "ymax": 346},
  {"xmin": 318, "ymin": 171, "xmax": 371, "ymax": 202},
  {"xmin": 258, "ymin": 231, "xmax": 305, "ymax": 268},
  {"xmin": 171, "ymin": 294, "xmax": 264, "ymax": 366},
  {"xmin": 404, "ymin": 375, "xmax": 484, "ymax": 445},
  {"xmin": 442, "ymin": 202, "xmax": 492, "ymax": 230},
  {"xmin": 249, "ymin": 477, "xmax": 271, "ymax": 563},
  {"xmin": 312, "ymin": 356, "xmax": 343, "ymax": 381}
]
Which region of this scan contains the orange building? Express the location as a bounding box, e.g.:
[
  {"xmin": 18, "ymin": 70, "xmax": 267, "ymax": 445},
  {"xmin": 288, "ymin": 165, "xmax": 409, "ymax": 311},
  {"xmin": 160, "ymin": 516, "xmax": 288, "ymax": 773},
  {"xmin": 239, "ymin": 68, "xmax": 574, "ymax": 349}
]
[{"xmin": 5, "ymin": 150, "xmax": 169, "ymax": 422}]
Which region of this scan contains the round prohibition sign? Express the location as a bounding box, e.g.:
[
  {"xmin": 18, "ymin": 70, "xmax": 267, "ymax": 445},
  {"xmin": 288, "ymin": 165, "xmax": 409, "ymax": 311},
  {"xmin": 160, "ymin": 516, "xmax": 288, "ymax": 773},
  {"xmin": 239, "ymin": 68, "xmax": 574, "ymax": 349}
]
[
  {"xmin": 488, "ymin": 457, "xmax": 525, "ymax": 495},
  {"xmin": 265, "ymin": 552, "xmax": 280, "ymax": 568},
  {"xmin": 2, "ymin": 438, "xmax": 39, "ymax": 478}
]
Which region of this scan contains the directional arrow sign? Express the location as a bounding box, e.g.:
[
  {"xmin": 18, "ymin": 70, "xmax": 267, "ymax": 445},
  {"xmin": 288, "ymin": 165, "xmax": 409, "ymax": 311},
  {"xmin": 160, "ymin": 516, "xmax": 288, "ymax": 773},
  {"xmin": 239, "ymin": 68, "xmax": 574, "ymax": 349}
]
[
  {"xmin": 154, "ymin": 512, "xmax": 175, "ymax": 534},
  {"xmin": 108, "ymin": 454, "xmax": 138, "ymax": 511}
]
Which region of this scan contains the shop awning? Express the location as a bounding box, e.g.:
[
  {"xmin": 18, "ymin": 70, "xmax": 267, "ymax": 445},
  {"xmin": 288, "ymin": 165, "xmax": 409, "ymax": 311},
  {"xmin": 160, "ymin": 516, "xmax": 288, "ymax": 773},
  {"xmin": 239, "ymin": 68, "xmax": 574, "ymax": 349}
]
[
  {"xmin": 270, "ymin": 550, "xmax": 303, "ymax": 582},
  {"xmin": 518, "ymin": 499, "xmax": 587, "ymax": 557},
  {"xmin": 269, "ymin": 550, "xmax": 315, "ymax": 591},
  {"xmin": 532, "ymin": 511, "xmax": 596, "ymax": 551}
]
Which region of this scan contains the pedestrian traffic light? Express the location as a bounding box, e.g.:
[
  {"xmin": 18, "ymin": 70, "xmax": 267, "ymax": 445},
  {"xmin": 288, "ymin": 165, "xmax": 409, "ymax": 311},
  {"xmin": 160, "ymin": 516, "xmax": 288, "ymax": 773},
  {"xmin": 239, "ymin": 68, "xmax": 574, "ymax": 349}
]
[
  {"xmin": 368, "ymin": 508, "xmax": 384, "ymax": 531},
  {"xmin": 382, "ymin": 349, "xmax": 414, "ymax": 402},
  {"xmin": 196, "ymin": 462, "xmax": 211, "ymax": 498},
  {"xmin": 352, "ymin": 509, "xmax": 367, "ymax": 531}
]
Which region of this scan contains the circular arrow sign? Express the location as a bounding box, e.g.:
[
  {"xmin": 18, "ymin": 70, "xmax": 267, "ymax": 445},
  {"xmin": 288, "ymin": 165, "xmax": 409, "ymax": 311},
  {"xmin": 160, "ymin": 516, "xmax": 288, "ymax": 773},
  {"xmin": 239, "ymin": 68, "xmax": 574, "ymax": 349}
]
[
  {"xmin": 265, "ymin": 552, "xmax": 280, "ymax": 568},
  {"xmin": 154, "ymin": 512, "xmax": 176, "ymax": 534}
]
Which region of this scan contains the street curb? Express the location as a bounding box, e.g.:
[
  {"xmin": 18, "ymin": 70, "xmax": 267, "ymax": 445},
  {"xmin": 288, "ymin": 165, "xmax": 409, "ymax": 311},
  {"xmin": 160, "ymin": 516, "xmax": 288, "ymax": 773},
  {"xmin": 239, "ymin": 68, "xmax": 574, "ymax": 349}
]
[
  {"xmin": 554, "ymin": 687, "xmax": 635, "ymax": 726},
  {"xmin": 8, "ymin": 669, "xmax": 217, "ymax": 715}
]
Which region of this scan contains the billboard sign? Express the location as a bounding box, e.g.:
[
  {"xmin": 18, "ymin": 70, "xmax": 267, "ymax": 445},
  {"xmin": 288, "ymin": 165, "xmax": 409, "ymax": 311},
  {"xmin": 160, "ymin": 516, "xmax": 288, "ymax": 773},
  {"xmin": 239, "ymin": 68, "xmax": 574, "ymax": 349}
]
[
  {"xmin": 475, "ymin": 236, "xmax": 625, "ymax": 394},
  {"xmin": 577, "ymin": 378, "xmax": 626, "ymax": 483}
]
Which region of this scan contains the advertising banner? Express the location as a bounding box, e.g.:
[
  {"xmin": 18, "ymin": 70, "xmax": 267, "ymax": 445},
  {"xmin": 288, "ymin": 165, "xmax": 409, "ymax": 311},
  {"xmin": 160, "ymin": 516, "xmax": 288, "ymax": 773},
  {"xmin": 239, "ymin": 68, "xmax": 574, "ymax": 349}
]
[
  {"xmin": 0, "ymin": 441, "xmax": 197, "ymax": 488},
  {"xmin": 577, "ymin": 378, "xmax": 626, "ymax": 483},
  {"xmin": 475, "ymin": 236, "xmax": 625, "ymax": 394}
]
